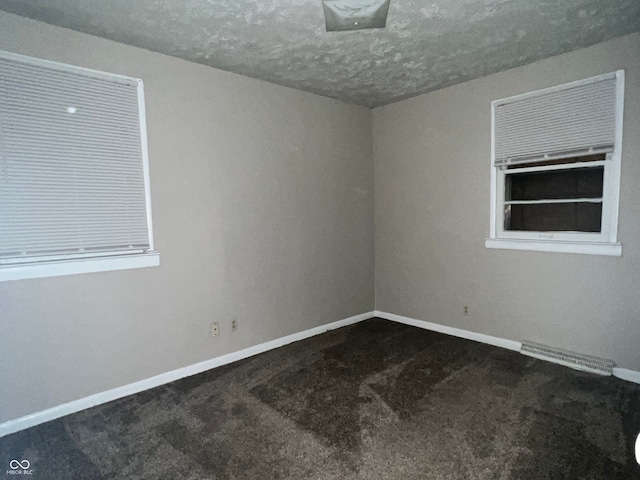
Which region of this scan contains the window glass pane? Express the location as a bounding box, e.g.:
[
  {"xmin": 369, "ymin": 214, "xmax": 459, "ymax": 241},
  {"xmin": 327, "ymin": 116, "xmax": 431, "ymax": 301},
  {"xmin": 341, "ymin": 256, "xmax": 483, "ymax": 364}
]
[
  {"xmin": 506, "ymin": 202, "xmax": 602, "ymax": 232},
  {"xmin": 506, "ymin": 167, "xmax": 604, "ymax": 201}
]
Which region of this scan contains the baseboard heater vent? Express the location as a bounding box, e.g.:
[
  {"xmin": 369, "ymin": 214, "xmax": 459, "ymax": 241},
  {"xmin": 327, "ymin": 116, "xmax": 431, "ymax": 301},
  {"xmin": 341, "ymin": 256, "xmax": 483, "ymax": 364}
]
[{"xmin": 520, "ymin": 341, "xmax": 615, "ymax": 376}]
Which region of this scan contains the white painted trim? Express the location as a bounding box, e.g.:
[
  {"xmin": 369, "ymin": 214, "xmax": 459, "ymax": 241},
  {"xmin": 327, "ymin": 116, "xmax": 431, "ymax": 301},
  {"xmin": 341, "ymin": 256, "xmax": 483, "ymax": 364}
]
[
  {"xmin": 0, "ymin": 311, "xmax": 374, "ymax": 438},
  {"xmin": 2, "ymin": 309, "xmax": 637, "ymax": 438},
  {"xmin": 376, "ymin": 310, "xmax": 640, "ymax": 385},
  {"xmin": 607, "ymin": 70, "xmax": 625, "ymax": 244},
  {"xmin": 137, "ymin": 78, "xmax": 156, "ymax": 252},
  {"xmin": 498, "ymin": 160, "xmax": 607, "ymax": 175},
  {"xmin": 485, "ymin": 238, "xmax": 622, "ymax": 256},
  {"xmin": 613, "ymin": 368, "xmax": 640, "ymax": 385},
  {"xmin": 0, "ymin": 253, "xmax": 160, "ymax": 282},
  {"xmin": 373, "ymin": 310, "xmax": 522, "ymax": 352},
  {"xmin": 489, "ymin": 100, "xmax": 497, "ymax": 237}
]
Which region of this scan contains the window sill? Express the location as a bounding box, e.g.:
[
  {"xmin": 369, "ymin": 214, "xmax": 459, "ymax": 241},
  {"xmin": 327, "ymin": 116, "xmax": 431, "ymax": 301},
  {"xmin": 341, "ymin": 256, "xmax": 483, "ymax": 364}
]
[
  {"xmin": 485, "ymin": 238, "xmax": 621, "ymax": 256},
  {"xmin": 0, "ymin": 252, "xmax": 160, "ymax": 282}
]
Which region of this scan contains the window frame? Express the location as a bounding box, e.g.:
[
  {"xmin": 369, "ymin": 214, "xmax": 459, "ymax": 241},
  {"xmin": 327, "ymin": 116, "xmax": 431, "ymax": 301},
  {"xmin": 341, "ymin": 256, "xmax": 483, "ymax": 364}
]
[
  {"xmin": 0, "ymin": 51, "xmax": 159, "ymax": 281},
  {"xmin": 485, "ymin": 71, "xmax": 624, "ymax": 256}
]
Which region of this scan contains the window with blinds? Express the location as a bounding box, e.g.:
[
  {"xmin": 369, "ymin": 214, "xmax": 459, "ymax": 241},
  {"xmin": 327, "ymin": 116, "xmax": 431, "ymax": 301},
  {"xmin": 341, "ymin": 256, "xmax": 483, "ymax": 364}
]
[
  {"xmin": 486, "ymin": 71, "xmax": 624, "ymax": 256},
  {"xmin": 493, "ymin": 76, "xmax": 617, "ymax": 167},
  {"xmin": 0, "ymin": 51, "xmax": 158, "ymax": 281}
]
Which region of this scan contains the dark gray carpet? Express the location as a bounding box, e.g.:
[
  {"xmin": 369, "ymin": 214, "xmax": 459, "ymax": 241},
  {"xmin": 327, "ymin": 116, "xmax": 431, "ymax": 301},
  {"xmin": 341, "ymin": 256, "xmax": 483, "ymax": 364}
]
[{"xmin": 2, "ymin": 318, "xmax": 639, "ymax": 479}]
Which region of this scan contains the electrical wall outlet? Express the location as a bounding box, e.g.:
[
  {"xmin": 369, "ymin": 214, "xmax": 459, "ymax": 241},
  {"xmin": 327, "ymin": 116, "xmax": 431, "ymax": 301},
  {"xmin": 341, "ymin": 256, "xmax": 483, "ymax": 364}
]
[
  {"xmin": 210, "ymin": 321, "xmax": 220, "ymax": 337},
  {"xmin": 231, "ymin": 319, "xmax": 238, "ymax": 332},
  {"xmin": 463, "ymin": 306, "xmax": 469, "ymax": 316}
]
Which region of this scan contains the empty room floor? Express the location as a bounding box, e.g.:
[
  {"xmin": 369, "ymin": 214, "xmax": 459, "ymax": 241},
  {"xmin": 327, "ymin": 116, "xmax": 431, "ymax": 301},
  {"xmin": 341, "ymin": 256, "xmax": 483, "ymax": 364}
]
[{"xmin": 1, "ymin": 318, "xmax": 639, "ymax": 479}]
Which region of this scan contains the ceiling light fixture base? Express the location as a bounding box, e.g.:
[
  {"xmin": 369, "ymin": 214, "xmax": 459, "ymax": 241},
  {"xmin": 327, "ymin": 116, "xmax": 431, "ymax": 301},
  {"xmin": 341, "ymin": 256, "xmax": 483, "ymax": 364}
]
[{"xmin": 322, "ymin": 0, "xmax": 391, "ymax": 31}]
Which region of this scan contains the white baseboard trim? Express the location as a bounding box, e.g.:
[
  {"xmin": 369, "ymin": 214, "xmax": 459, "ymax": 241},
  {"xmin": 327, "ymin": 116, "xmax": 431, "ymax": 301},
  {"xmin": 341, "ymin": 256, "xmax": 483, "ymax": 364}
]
[
  {"xmin": 613, "ymin": 368, "xmax": 640, "ymax": 384},
  {"xmin": 375, "ymin": 310, "xmax": 640, "ymax": 385},
  {"xmin": 0, "ymin": 311, "xmax": 375, "ymax": 439},
  {"xmin": 374, "ymin": 310, "xmax": 522, "ymax": 352},
  {"xmin": 3, "ymin": 309, "xmax": 638, "ymax": 438}
]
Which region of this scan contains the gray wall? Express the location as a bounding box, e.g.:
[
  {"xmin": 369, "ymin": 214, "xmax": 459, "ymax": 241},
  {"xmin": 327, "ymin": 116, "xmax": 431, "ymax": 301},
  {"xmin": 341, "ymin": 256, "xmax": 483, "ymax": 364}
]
[
  {"xmin": 1, "ymin": 10, "xmax": 638, "ymax": 428},
  {"xmin": 374, "ymin": 33, "xmax": 640, "ymax": 371},
  {"xmin": 0, "ymin": 12, "xmax": 374, "ymax": 424}
]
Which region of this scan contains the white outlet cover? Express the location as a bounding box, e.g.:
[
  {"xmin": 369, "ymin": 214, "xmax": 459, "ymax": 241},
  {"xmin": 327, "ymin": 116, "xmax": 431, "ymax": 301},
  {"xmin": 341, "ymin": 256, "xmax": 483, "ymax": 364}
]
[{"xmin": 210, "ymin": 322, "xmax": 220, "ymax": 336}]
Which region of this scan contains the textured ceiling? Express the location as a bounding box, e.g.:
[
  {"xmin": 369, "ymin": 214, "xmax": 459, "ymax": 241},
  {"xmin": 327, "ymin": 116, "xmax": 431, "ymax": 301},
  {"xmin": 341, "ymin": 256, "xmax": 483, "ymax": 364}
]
[{"xmin": 0, "ymin": 0, "xmax": 639, "ymax": 107}]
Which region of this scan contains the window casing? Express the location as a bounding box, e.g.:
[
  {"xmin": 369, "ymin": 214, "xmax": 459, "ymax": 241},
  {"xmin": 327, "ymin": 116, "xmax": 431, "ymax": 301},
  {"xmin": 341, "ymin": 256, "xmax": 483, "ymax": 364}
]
[
  {"xmin": 0, "ymin": 51, "xmax": 159, "ymax": 281},
  {"xmin": 486, "ymin": 71, "xmax": 624, "ymax": 256}
]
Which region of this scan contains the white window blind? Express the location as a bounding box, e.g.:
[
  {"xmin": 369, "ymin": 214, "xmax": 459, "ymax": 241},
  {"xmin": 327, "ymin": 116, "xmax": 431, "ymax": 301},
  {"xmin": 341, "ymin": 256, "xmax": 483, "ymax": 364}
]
[
  {"xmin": 0, "ymin": 52, "xmax": 154, "ymax": 265},
  {"xmin": 493, "ymin": 73, "xmax": 618, "ymax": 167}
]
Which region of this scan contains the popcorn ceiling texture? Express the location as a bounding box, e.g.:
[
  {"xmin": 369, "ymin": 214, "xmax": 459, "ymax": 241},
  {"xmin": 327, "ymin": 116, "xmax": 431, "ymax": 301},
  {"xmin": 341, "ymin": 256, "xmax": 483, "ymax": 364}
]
[{"xmin": 0, "ymin": 0, "xmax": 638, "ymax": 106}]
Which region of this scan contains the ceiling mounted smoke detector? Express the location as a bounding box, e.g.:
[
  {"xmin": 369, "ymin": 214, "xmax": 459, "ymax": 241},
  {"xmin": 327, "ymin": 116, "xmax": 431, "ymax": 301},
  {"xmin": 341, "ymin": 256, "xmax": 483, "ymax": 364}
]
[{"xmin": 322, "ymin": 0, "xmax": 391, "ymax": 31}]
